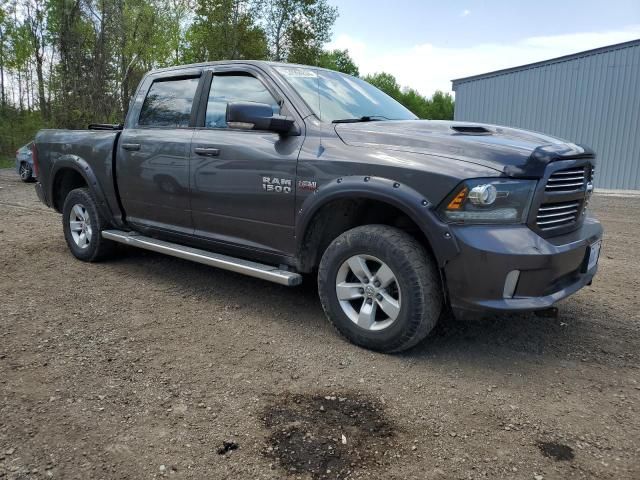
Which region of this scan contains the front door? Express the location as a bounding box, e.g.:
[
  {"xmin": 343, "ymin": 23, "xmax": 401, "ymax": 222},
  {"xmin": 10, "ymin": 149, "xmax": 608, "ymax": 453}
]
[
  {"xmin": 190, "ymin": 67, "xmax": 304, "ymax": 255},
  {"xmin": 117, "ymin": 75, "xmax": 200, "ymax": 234}
]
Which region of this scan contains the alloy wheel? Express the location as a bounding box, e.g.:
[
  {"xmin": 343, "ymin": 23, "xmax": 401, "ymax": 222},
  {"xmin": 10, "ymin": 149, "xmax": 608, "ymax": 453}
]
[
  {"xmin": 19, "ymin": 164, "xmax": 31, "ymax": 180},
  {"xmin": 335, "ymin": 254, "xmax": 401, "ymax": 331},
  {"xmin": 69, "ymin": 204, "xmax": 93, "ymax": 249}
]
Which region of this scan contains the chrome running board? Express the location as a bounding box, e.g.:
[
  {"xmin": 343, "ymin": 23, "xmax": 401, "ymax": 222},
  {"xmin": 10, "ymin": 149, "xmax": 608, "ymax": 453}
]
[{"xmin": 101, "ymin": 230, "xmax": 302, "ymax": 286}]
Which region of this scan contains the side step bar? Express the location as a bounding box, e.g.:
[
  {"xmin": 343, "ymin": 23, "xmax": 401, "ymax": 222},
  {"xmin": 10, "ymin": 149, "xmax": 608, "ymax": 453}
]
[{"xmin": 101, "ymin": 230, "xmax": 302, "ymax": 286}]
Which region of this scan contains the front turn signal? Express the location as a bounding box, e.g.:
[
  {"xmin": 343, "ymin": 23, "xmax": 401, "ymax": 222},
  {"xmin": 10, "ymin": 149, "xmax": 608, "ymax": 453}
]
[{"xmin": 447, "ymin": 187, "xmax": 468, "ymax": 210}]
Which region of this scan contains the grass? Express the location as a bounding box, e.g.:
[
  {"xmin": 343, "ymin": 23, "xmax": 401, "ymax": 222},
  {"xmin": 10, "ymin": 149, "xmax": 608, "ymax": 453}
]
[{"xmin": 0, "ymin": 155, "xmax": 14, "ymax": 169}]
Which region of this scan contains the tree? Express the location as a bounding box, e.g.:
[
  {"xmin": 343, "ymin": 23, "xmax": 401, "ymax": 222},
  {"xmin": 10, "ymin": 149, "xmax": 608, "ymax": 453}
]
[
  {"xmin": 399, "ymin": 87, "xmax": 430, "ymax": 118},
  {"xmin": 0, "ymin": 0, "xmax": 455, "ymax": 161},
  {"xmin": 317, "ymin": 48, "xmax": 358, "ymax": 76},
  {"xmin": 363, "ymin": 72, "xmax": 455, "ymax": 120},
  {"xmin": 116, "ymin": 0, "xmax": 177, "ymax": 115},
  {"xmin": 164, "ymin": 0, "xmax": 193, "ymax": 64},
  {"xmin": 185, "ymin": 0, "xmax": 268, "ymax": 62},
  {"xmin": 5, "ymin": 4, "xmax": 33, "ymax": 111},
  {"xmin": 23, "ymin": 0, "xmax": 48, "ymax": 117},
  {"xmin": 0, "ymin": 5, "xmax": 9, "ymax": 109},
  {"xmin": 362, "ymin": 72, "xmax": 402, "ymax": 100},
  {"xmin": 428, "ymin": 90, "xmax": 454, "ymax": 120},
  {"xmin": 264, "ymin": 0, "xmax": 337, "ymax": 64}
]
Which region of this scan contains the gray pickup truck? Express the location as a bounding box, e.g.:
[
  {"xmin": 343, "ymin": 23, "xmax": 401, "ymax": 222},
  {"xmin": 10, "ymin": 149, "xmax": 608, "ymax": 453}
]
[{"xmin": 34, "ymin": 61, "xmax": 602, "ymax": 352}]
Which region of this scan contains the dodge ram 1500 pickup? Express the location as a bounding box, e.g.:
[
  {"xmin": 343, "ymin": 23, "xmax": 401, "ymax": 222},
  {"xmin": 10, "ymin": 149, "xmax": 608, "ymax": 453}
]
[{"xmin": 33, "ymin": 61, "xmax": 603, "ymax": 352}]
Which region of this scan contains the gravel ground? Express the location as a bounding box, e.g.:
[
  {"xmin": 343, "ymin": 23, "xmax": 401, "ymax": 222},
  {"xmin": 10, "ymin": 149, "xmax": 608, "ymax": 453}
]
[{"xmin": 0, "ymin": 168, "xmax": 638, "ymax": 479}]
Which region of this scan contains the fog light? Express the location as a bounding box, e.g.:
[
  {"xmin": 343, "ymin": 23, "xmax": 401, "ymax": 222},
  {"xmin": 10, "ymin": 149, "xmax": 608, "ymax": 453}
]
[
  {"xmin": 503, "ymin": 270, "xmax": 520, "ymax": 298},
  {"xmin": 468, "ymin": 184, "xmax": 497, "ymax": 205}
]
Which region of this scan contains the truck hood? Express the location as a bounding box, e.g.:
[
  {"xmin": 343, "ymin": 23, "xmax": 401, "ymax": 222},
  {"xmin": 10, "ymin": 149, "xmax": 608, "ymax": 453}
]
[{"xmin": 334, "ymin": 120, "xmax": 593, "ymax": 177}]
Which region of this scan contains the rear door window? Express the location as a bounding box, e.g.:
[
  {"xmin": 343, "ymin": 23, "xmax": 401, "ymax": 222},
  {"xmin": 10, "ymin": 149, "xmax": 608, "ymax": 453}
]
[
  {"xmin": 139, "ymin": 77, "xmax": 199, "ymax": 128},
  {"xmin": 205, "ymin": 74, "xmax": 280, "ymax": 128}
]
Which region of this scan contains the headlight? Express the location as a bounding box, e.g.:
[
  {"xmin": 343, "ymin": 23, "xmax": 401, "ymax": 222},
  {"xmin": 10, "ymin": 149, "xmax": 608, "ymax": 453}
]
[{"xmin": 438, "ymin": 178, "xmax": 537, "ymax": 224}]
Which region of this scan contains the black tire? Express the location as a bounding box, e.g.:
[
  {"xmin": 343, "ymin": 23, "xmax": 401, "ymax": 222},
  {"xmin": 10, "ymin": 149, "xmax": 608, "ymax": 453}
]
[
  {"xmin": 62, "ymin": 187, "xmax": 115, "ymax": 262},
  {"xmin": 318, "ymin": 225, "xmax": 442, "ymax": 353},
  {"xmin": 19, "ymin": 162, "xmax": 34, "ymax": 182}
]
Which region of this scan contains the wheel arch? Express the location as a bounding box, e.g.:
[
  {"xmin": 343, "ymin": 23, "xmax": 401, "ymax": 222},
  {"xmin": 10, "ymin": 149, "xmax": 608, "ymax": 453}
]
[
  {"xmin": 50, "ymin": 157, "xmax": 113, "ymax": 223},
  {"xmin": 295, "ymin": 176, "xmax": 459, "ymax": 272}
]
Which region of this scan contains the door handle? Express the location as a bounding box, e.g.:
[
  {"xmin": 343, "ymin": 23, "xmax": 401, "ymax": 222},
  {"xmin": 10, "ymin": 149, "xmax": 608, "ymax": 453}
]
[
  {"xmin": 122, "ymin": 143, "xmax": 141, "ymax": 151},
  {"xmin": 194, "ymin": 147, "xmax": 221, "ymax": 157}
]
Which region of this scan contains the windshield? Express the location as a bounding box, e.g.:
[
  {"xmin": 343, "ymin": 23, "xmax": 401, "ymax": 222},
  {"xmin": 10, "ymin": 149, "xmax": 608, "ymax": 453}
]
[{"xmin": 274, "ymin": 66, "xmax": 417, "ymax": 123}]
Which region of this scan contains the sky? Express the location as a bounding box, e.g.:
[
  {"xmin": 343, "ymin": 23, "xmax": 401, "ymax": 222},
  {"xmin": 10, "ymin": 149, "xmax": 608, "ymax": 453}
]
[{"xmin": 326, "ymin": 0, "xmax": 640, "ymax": 96}]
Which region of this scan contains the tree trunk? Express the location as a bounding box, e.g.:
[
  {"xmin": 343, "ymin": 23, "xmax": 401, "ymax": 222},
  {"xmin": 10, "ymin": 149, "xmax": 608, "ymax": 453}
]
[
  {"xmin": 17, "ymin": 69, "xmax": 24, "ymax": 111},
  {"xmin": 0, "ymin": 61, "xmax": 4, "ymax": 109},
  {"xmin": 35, "ymin": 52, "xmax": 46, "ymax": 117},
  {"xmin": 47, "ymin": 45, "xmax": 55, "ymax": 107},
  {"xmin": 0, "ymin": 26, "xmax": 5, "ymax": 109},
  {"xmin": 117, "ymin": 0, "xmax": 128, "ymax": 117},
  {"xmin": 26, "ymin": 63, "xmax": 32, "ymax": 110}
]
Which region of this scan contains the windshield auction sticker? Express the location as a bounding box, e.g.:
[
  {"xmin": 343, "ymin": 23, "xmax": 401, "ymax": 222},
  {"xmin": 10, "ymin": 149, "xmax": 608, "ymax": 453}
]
[{"xmin": 276, "ymin": 67, "xmax": 318, "ymax": 78}]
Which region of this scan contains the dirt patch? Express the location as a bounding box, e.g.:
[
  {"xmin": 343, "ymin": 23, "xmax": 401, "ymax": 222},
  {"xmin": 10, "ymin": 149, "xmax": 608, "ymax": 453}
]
[
  {"xmin": 263, "ymin": 392, "xmax": 395, "ymax": 479},
  {"xmin": 1, "ymin": 169, "xmax": 640, "ymax": 479},
  {"xmin": 217, "ymin": 440, "xmax": 239, "ymax": 455},
  {"xmin": 538, "ymin": 441, "xmax": 575, "ymax": 461}
]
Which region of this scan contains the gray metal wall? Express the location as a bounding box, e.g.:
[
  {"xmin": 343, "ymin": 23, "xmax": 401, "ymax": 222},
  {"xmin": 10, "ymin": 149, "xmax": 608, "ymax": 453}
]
[{"xmin": 453, "ymin": 42, "xmax": 640, "ymax": 190}]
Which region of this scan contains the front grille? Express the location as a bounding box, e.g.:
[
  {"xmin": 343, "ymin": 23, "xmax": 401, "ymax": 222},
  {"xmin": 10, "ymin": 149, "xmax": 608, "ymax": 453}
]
[
  {"xmin": 533, "ymin": 160, "xmax": 594, "ymax": 235},
  {"xmin": 545, "ymin": 166, "xmax": 587, "ymax": 192},
  {"xmin": 536, "ymin": 200, "xmax": 582, "ymax": 231}
]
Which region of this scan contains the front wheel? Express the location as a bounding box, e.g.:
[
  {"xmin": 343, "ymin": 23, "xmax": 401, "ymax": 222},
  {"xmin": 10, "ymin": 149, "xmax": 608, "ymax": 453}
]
[
  {"xmin": 318, "ymin": 225, "xmax": 442, "ymax": 353},
  {"xmin": 62, "ymin": 188, "xmax": 115, "ymax": 262}
]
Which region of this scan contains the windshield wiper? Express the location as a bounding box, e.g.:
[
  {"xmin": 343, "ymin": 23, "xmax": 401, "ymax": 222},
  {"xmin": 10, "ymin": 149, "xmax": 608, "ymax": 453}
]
[{"xmin": 331, "ymin": 115, "xmax": 389, "ymax": 124}]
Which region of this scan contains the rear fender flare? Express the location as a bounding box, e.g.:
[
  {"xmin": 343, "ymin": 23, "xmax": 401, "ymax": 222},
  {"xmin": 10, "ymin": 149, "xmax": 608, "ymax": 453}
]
[
  {"xmin": 50, "ymin": 156, "xmax": 113, "ymax": 222},
  {"xmin": 295, "ymin": 175, "xmax": 460, "ymax": 267}
]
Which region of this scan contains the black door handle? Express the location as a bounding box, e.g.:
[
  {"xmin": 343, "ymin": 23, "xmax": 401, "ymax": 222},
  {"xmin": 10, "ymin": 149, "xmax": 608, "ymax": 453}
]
[
  {"xmin": 122, "ymin": 143, "xmax": 141, "ymax": 151},
  {"xmin": 194, "ymin": 147, "xmax": 221, "ymax": 157}
]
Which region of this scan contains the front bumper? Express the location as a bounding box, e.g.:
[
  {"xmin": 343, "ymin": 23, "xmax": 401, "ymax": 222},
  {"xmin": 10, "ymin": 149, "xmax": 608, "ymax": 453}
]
[{"xmin": 445, "ymin": 216, "xmax": 603, "ymax": 319}]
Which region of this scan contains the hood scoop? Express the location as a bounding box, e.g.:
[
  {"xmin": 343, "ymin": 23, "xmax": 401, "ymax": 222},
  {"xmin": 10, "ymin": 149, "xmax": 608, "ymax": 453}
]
[{"xmin": 450, "ymin": 125, "xmax": 493, "ymax": 135}]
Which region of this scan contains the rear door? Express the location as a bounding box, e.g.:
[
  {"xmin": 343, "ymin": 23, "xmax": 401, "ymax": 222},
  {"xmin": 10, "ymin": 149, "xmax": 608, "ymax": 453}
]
[
  {"xmin": 117, "ymin": 72, "xmax": 202, "ymax": 234},
  {"xmin": 189, "ymin": 65, "xmax": 304, "ymax": 255}
]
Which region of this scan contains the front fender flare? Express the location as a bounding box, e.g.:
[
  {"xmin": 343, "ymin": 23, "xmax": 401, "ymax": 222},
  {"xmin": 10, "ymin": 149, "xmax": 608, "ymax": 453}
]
[{"xmin": 295, "ymin": 175, "xmax": 459, "ymax": 267}]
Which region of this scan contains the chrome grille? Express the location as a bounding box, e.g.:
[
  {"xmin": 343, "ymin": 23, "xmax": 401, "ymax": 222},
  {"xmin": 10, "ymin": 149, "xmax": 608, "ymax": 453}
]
[
  {"xmin": 536, "ymin": 200, "xmax": 582, "ymax": 231},
  {"xmin": 545, "ymin": 166, "xmax": 587, "ymax": 192}
]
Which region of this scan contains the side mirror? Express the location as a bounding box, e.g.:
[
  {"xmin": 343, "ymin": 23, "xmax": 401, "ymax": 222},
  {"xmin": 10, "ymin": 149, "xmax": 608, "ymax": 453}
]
[{"xmin": 226, "ymin": 101, "xmax": 297, "ymax": 135}]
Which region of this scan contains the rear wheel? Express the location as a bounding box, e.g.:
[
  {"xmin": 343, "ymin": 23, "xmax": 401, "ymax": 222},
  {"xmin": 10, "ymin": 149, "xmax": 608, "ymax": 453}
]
[
  {"xmin": 19, "ymin": 162, "xmax": 34, "ymax": 182},
  {"xmin": 62, "ymin": 188, "xmax": 115, "ymax": 262},
  {"xmin": 318, "ymin": 225, "xmax": 442, "ymax": 353}
]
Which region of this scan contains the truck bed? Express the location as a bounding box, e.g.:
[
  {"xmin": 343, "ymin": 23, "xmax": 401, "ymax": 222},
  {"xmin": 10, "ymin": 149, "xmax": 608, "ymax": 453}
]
[{"xmin": 35, "ymin": 129, "xmax": 123, "ymax": 222}]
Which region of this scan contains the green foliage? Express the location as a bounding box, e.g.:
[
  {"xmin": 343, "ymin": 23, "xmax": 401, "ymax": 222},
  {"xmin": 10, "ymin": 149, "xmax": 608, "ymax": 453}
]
[
  {"xmin": 7, "ymin": 20, "xmax": 31, "ymax": 71},
  {"xmin": 362, "ymin": 72, "xmax": 402, "ymax": 100},
  {"xmin": 264, "ymin": 0, "xmax": 337, "ymax": 64},
  {"xmin": 0, "ymin": 106, "xmax": 45, "ymax": 157},
  {"xmin": 318, "ymin": 49, "xmax": 359, "ymax": 76},
  {"xmin": 185, "ymin": 0, "xmax": 268, "ymax": 62},
  {"xmin": 0, "ymin": 155, "xmax": 14, "ymax": 168},
  {"xmin": 0, "ymin": 0, "xmax": 455, "ymax": 151},
  {"xmin": 363, "ymin": 72, "xmax": 454, "ymax": 120},
  {"xmin": 0, "ymin": 0, "xmax": 341, "ymax": 134},
  {"xmin": 429, "ymin": 90, "xmax": 455, "ymax": 120}
]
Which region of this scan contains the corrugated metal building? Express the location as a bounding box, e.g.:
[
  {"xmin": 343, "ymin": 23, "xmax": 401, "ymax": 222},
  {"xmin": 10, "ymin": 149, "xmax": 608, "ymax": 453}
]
[{"xmin": 452, "ymin": 40, "xmax": 640, "ymax": 190}]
